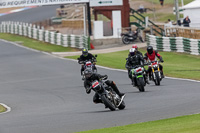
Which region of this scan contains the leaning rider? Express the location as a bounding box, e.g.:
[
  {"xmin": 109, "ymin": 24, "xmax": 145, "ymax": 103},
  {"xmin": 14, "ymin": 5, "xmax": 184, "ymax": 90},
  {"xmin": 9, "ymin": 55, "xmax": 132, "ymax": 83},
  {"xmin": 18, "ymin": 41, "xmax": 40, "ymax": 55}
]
[
  {"xmin": 83, "ymin": 68, "xmax": 125, "ymax": 104},
  {"xmin": 78, "ymin": 48, "xmax": 97, "ymax": 76},
  {"xmin": 144, "ymin": 46, "xmax": 164, "ymax": 80},
  {"xmin": 126, "ymin": 48, "xmax": 149, "ymax": 85}
]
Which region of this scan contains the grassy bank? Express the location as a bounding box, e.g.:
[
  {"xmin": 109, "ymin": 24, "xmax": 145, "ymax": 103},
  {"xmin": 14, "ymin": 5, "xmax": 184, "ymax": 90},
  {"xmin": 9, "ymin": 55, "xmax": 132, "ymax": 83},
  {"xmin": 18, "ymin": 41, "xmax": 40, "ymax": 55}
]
[
  {"xmin": 67, "ymin": 49, "xmax": 200, "ymax": 80},
  {"xmin": 0, "ymin": 104, "xmax": 6, "ymax": 113},
  {"xmin": 77, "ymin": 113, "xmax": 200, "ymax": 133},
  {"xmin": 0, "ymin": 33, "xmax": 79, "ymax": 52}
]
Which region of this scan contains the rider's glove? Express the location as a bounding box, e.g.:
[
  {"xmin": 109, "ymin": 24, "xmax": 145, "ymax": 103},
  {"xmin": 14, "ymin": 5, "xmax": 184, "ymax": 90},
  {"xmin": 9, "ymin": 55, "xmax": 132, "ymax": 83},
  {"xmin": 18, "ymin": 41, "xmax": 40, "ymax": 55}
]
[{"xmin": 160, "ymin": 57, "xmax": 164, "ymax": 63}]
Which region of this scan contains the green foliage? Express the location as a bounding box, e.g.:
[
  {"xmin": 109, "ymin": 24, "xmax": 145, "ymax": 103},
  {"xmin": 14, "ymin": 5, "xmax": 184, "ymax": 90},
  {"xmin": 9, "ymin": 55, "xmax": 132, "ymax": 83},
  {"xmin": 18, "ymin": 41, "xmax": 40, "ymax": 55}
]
[
  {"xmin": 0, "ymin": 104, "xmax": 6, "ymax": 113},
  {"xmin": 0, "ymin": 33, "xmax": 79, "ymax": 52}
]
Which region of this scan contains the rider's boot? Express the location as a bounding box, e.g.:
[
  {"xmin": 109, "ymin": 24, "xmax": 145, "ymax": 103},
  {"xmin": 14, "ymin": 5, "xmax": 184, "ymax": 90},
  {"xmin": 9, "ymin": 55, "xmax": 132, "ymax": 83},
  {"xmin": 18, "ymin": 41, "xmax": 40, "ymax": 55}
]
[
  {"xmin": 81, "ymin": 70, "xmax": 83, "ymax": 76},
  {"xmin": 128, "ymin": 72, "xmax": 132, "ymax": 84},
  {"xmin": 105, "ymin": 80, "xmax": 125, "ymax": 98},
  {"xmin": 161, "ymin": 71, "xmax": 165, "ymax": 78},
  {"xmin": 111, "ymin": 83, "xmax": 125, "ymax": 98},
  {"xmin": 149, "ymin": 73, "xmax": 152, "ymax": 81},
  {"xmin": 81, "ymin": 70, "xmax": 85, "ymax": 80},
  {"xmin": 145, "ymin": 76, "xmax": 150, "ymax": 84},
  {"xmin": 93, "ymin": 93, "xmax": 103, "ymax": 104},
  {"xmin": 131, "ymin": 78, "xmax": 135, "ymax": 86}
]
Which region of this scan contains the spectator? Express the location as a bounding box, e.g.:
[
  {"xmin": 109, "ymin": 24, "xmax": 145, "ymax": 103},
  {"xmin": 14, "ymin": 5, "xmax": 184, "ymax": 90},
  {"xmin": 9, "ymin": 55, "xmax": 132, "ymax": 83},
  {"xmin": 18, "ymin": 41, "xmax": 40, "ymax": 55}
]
[
  {"xmin": 138, "ymin": 4, "xmax": 146, "ymax": 13},
  {"xmin": 139, "ymin": 4, "xmax": 144, "ymax": 10},
  {"xmin": 160, "ymin": 0, "xmax": 164, "ymax": 6},
  {"xmin": 183, "ymin": 16, "xmax": 191, "ymax": 27},
  {"xmin": 165, "ymin": 19, "xmax": 173, "ymax": 29},
  {"xmin": 167, "ymin": 19, "xmax": 172, "ymax": 27}
]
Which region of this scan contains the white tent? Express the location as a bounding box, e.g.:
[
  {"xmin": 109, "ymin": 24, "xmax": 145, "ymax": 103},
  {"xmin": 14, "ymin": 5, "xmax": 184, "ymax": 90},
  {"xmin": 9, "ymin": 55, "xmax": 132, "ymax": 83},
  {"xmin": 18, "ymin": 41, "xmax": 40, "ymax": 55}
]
[{"xmin": 183, "ymin": 0, "xmax": 200, "ymax": 28}]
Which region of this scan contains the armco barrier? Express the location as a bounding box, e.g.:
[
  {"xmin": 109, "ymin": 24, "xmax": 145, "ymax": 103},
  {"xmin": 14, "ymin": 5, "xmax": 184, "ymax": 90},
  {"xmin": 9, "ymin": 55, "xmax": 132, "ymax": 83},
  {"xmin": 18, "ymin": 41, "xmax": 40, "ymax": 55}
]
[
  {"xmin": 146, "ymin": 34, "xmax": 200, "ymax": 55},
  {"xmin": 0, "ymin": 21, "xmax": 89, "ymax": 49}
]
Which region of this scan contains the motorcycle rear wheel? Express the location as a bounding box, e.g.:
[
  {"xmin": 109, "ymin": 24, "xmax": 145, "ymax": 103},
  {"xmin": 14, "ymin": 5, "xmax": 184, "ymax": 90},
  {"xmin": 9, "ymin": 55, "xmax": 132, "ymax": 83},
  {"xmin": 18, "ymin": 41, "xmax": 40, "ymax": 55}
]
[
  {"xmin": 101, "ymin": 95, "xmax": 116, "ymax": 111},
  {"xmin": 122, "ymin": 36, "xmax": 130, "ymax": 44}
]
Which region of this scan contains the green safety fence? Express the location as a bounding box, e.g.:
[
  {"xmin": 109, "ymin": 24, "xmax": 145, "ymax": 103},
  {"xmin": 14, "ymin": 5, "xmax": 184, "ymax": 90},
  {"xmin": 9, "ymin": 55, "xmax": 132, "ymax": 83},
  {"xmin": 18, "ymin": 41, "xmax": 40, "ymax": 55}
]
[
  {"xmin": 0, "ymin": 21, "xmax": 89, "ymax": 49},
  {"xmin": 147, "ymin": 34, "xmax": 200, "ymax": 55}
]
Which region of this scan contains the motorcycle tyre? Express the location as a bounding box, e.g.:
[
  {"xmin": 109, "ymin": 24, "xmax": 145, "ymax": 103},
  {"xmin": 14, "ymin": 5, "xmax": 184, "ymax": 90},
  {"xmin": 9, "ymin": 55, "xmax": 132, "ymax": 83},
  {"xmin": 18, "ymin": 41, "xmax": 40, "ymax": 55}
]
[
  {"xmin": 118, "ymin": 101, "xmax": 126, "ymax": 110},
  {"xmin": 137, "ymin": 77, "xmax": 145, "ymax": 92},
  {"xmin": 101, "ymin": 95, "xmax": 116, "ymax": 111},
  {"xmin": 154, "ymin": 72, "xmax": 160, "ymax": 86},
  {"xmin": 122, "ymin": 36, "xmax": 130, "ymax": 44}
]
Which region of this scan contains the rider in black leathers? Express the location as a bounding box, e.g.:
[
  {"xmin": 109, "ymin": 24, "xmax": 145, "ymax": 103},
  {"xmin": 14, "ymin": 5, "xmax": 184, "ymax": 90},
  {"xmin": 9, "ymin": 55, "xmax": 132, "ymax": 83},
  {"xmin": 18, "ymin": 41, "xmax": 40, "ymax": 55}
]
[
  {"xmin": 78, "ymin": 48, "xmax": 97, "ymax": 75},
  {"xmin": 125, "ymin": 48, "xmax": 149, "ymax": 85},
  {"xmin": 83, "ymin": 68, "xmax": 125, "ymax": 104}
]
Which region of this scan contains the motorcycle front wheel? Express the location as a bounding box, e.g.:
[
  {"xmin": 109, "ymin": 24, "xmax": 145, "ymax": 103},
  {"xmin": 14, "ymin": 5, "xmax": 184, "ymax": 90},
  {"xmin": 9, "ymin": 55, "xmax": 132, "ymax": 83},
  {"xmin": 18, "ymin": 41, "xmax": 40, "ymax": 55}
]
[
  {"xmin": 118, "ymin": 101, "xmax": 125, "ymax": 110},
  {"xmin": 154, "ymin": 72, "xmax": 160, "ymax": 86},
  {"xmin": 137, "ymin": 77, "xmax": 145, "ymax": 92},
  {"xmin": 101, "ymin": 95, "xmax": 116, "ymax": 111},
  {"xmin": 122, "ymin": 36, "xmax": 130, "ymax": 44}
]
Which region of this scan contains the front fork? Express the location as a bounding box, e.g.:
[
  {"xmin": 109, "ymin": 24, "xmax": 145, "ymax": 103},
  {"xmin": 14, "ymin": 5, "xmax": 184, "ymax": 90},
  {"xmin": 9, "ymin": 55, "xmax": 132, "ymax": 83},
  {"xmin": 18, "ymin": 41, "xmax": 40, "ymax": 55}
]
[{"xmin": 152, "ymin": 66, "xmax": 161, "ymax": 79}]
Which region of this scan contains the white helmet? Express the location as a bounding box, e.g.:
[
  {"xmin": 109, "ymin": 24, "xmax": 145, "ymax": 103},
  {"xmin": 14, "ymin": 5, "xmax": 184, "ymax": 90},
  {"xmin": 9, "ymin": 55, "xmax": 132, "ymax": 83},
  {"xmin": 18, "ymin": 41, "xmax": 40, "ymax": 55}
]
[{"xmin": 129, "ymin": 48, "xmax": 136, "ymax": 56}]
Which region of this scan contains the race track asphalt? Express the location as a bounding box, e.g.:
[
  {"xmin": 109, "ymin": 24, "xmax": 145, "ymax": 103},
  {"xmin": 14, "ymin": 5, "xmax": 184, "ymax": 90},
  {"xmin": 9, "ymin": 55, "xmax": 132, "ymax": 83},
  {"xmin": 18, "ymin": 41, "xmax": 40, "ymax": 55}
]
[
  {"xmin": 0, "ymin": 40, "xmax": 200, "ymax": 133},
  {"xmin": 0, "ymin": 5, "xmax": 59, "ymax": 23}
]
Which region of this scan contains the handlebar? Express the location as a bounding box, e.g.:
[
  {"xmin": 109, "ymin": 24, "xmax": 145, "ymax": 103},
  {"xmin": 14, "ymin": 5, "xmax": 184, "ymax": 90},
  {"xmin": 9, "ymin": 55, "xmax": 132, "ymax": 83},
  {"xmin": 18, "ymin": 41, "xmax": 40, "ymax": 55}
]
[
  {"xmin": 78, "ymin": 58, "xmax": 97, "ymax": 64},
  {"xmin": 128, "ymin": 65, "xmax": 144, "ymax": 69},
  {"xmin": 145, "ymin": 60, "xmax": 162, "ymax": 65}
]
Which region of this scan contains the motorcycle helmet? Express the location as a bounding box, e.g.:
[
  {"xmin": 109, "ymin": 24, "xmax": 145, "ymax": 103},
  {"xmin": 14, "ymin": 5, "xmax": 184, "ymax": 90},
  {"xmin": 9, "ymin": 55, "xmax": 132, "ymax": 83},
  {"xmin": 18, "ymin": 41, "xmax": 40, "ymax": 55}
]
[
  {"xmin": 129, "ymin": 48, "xmax": 136, "ymax": 56},
  {"xmin": 82, "ymin": 48, "xmax": 88, "ymax": 57},
  {"xmin": 147, "ymin": 46, "xmax": 153, "ymax": 55},
  {"xmin": 84, "ymin": 68, "xmax": 93, "ymax": 79},
  {"xmin": 132, "ymin": 44, "xmax": 138, "ymax": 51}
]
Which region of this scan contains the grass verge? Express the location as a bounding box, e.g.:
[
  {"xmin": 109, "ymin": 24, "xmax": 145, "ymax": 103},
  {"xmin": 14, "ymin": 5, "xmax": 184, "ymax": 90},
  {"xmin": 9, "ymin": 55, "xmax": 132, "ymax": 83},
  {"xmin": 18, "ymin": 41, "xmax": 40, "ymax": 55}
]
[
  {"xmin": 0, "ymin": 33, "xmax": 79, "ymax": 52},
  {"xmin": 77, "ymin": 113, "xmax": 200, "ymax": 133},
  {"xmin": 0, "ymin": 104, "xmax": 7, "ymax": 113},
  {"xmin": 67, "ymin": 49, "xmax": 200, "ymax": 80}
]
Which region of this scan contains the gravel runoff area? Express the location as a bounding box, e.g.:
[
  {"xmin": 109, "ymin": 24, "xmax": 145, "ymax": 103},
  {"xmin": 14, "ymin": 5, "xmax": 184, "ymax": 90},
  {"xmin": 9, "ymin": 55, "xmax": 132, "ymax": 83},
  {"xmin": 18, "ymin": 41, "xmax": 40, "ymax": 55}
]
[{"xmin": 52, "ymin": 42, "xmax": 146, "ymax": 57}]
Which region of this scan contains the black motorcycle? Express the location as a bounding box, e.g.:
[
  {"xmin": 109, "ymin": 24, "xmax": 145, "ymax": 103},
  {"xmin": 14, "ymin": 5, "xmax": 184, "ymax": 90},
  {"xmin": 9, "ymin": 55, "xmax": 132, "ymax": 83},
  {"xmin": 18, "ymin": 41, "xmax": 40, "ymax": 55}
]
[
  {"xmin": 121, "ymin": 28, "xmax": 144, "ymax": 44},
  {"xmin": 89, "ymin": 78, "xmax": 126, "ymax": 111}
]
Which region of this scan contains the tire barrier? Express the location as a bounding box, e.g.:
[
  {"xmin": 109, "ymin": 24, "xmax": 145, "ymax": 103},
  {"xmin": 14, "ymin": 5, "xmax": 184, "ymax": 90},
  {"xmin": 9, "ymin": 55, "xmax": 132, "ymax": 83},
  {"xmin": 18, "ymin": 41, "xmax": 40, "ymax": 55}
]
[
  {"xmin": 146, "ymin": 34, "xmax": 200, "ymax": 55},
  {"xmin": 0, "ymin": 21, "xmax": 89, "ymax": 49}
]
